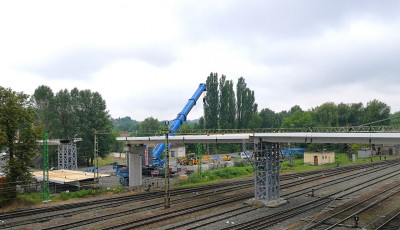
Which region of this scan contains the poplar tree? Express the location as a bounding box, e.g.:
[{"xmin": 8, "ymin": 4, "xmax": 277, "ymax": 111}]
[{"xmin": 204, "ymin": 73, "xmax": 219, "ymax": 129}]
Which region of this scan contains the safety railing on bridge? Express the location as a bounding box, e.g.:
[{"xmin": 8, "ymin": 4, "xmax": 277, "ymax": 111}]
[{"xmin": 126, "ymin": 125, "xmax": 400, "ymax": 137}]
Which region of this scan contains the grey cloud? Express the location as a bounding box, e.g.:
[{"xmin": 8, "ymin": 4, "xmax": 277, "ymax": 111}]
[
  {"xmin": 178, "ymin": 0, "xmax": 400, "ymax": 43},
  {"xmin": 23, "ymin": 45, "xmax": 177, "ymax": 80}
]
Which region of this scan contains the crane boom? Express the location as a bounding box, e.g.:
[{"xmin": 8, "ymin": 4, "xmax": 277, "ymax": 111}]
[{"xmin": 151, "ymin": 83, "xmax": 207, "ymax": 166}]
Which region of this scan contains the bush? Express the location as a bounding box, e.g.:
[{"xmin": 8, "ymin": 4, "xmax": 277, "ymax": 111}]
[
  {"xmin": 185, "ymin": 166, "xmax": 253, "ymax": 185},
  {"xmin": 60, "ymin": 189, "xmax": 94, "ymax": 200},
  {"xmin": 233, "ymin": 158, "xmax": 246, "ymax": 167}
]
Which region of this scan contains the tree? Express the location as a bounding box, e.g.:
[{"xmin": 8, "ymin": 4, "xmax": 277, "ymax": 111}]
[
  {"xmin": 31, "ymin": 86, "xmax": 56, "ymax": 133},
  {"xmin": 113, "ymin": 116, "xmax": 139, "ymax": 131},
  {"xmin": 227, "ymin": 80, "xmax": 236, "ymax": 129},
  {"xmin": 236, "ymin": 77, "xmax": 246, "ymax": 128},
  {"xmin": 204, "ymin": 73, "xmax": 219, "ymax": 129},
  {"xmin": 32, "ymin": 86, "xmax": 114, "ymax": 166},
  {"xmin": 248, "ymin": 114, "xmax": 262, "ymax": 129},
  {"xmin": 390, "ymin": 111, "xmax": 400, "ymax": 126},
  {"xmin": 0, "ymin": 87, "xmax": 41, "ymax": 199},
  {"xmin": 236, "ymin": 77, "xmax": 257, "ymax": 128},
  {"xmin": 348, "ymin": 103, "xmax": 364, "ymax": 126},
  {"xmin": 362, "ymin": 99, "xmax": 390, "ymax": 125},
  {"xmin": 219, "ymin": 75, "xmax": 236, "ymax": 129},
  {"xmin": 139, "ymin": 117, "xmax": 161, "ymax": 135},
  {"xmin": 289, "ymin": 105, "xmax": 303, "ymax": 116},
  {"xmin": 312, "ymin": 102, "xmax": 338, "ymax": 127},
  {"xmin": 259, "ymin": 108, "xmax": 282, "ymax": 128},
  {"xmin": 281, "ymin": 110, "xmax": 313, "ymax": 128}
]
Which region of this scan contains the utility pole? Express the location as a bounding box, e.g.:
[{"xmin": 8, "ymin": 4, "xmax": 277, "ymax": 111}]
[
  {"xmin": 163, "ymin": 129, "xmax": 171, "ymax": 209},
  {"xmin": 43, "ymin": 133, "xmax": 50, "ymax": 202}
]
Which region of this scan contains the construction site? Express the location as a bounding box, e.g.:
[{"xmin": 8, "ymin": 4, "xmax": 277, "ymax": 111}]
[{"xmin": 0, "ymin": 83, "xmax": 399, "ymax": 230}]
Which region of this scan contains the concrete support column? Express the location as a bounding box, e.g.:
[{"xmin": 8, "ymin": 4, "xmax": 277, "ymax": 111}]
[{"xmin": 125, "ymin": 145, "xmax": 145, "ymax": 187}]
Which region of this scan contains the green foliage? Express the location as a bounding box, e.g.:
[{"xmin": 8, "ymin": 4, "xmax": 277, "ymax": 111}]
[
  {"xmin": 182, "ymin": 166, "xmax": 253, "ymax": 185},
  {"xmin": 362, "ymin": 99, "xmax": 390, "ymax": 125},
  {"xmin": 282, "ymin": 110, "xmax": 313, "ymax": 128},
  {"xmin": 32, "ymin": 86, "xmax": 114, "ymax": 166},
  {"xmin": 312, "ymin": 102, "xmax": 338, "ymax": 127},
  {"xmin": 0, "ymin": 87, "xmax": 41, "ymax": 199},
  {"xmin": 248, "ymin": 114, "xmax": 262, "ymax": 129},
  {"xmin": 306, "ymin": 143, "xmax": 325, "ymax": 152},
  {"xmin": 219, "ymin": 75, "xmax": 236, "ymax": 129},
  {"xmin": 17, "ymin": 186, "xmax": 126, "ymax": 204},
  {"xmin": 204, "ymin": 73, "xmax": 219, "ymax": 129},
  {"xmin": 351, "ymin": 143, "xmax": 371, "ymax": 154},
  {"xmin": 138, "ymin": 117, "xmax": 161, "ymax": 136},
  {"xmin": 60, "ymin": 189, "xmax": 94, "ymax": 200},
  {"xmin": 233, "ymin": 157, "xmax": 247, "ymax": 167},
  {"xmin": 259, "ymin": 108, "xmax": 282, "ymax": 128},
  {"xmin": 390, "ymin": 111, "xmax": 400, "ymax": 126},
  {"xmin": 113, "ymin": 116, "xmax": 139, "ymax": 131},
  {"xmin": 336, "ymin": 102, "xmax": 364, "ymax": 126},
  {"xmin": 236, "ymin": 77, "xmax": 257, "ymax": 129},
  {"xmin": 292, "ymin": 152, "xmax": 303, "ymax": 159}
]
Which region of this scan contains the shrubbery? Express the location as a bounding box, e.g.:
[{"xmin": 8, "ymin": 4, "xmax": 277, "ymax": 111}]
[{"xmin": 185, "ymin": 166, "xmax": 253, "ymax": 184}]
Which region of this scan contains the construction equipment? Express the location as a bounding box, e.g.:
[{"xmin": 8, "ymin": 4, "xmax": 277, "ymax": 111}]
[
  {"xmin": 222, "ymin": 155, "xmax": 231, "ymax": 161},
  {"xmin": 151, "ymin": 83, "xmax": 207, "ymax": 167},
  {"xmin": 179, "ymin": 153, "xmax": 214, "ymax": 165},
  {"xmin": 118, "ymin": 84, "xmax": 207, "ymax": 181},
  {"xmin": 202, "ymin": 155, "xmax": 214, "ymax": 163},
  {"xmin": 179, "ymin": 153, "xmax": 197, "ymax": 165},
  {"xmin": 114, "ymin": 162, "xmax": 129, "ymax": 185}
]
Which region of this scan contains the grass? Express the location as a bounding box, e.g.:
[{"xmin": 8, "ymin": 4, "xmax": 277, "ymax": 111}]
[
  {"xmin": 178, "ymin": 165, "xmax": 254, "ymax": 186},
  {"xmin": 180, "ymin": 153, "xmax": 398, "ymax": 186},
  {"xmin": 98, "ymin": 154, "xmax": 125, "ymax": 166},
  {"xmin": 16, "ymin": 185, "xmax": 126, "ymax": 204},
  {"xmin": 280, "ymin": 153, "xmax": 397, "ymax": 173}
]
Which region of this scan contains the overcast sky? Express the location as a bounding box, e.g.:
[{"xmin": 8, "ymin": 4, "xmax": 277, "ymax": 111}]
[{"xmin": 1, "ymin": 1, "xmax": 400, "ymax": 121}]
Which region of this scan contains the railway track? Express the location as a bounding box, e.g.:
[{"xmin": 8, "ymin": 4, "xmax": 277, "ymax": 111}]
[
  {"xmin": 216, "ymin": 170, "xmax": 400, "ymax": 230},
  {"xmin": 375, "ymin": 209, "xmax": 400, "ymax": 230},
  {"xmin": 0, "ymin": 159, "xmax": 390, "ymax": 221},
  {"xmin": 0, "ymin": 160, "xmax": 398, "ymax": 229},
  {"xmin": 303, "ymin": 182, "xmax": 400, "ymax": 229},
  {"xmin": 168, "ymin": 162, "xmax": 400, "ymax": 230},
  {"xmin": 154, "ymin": 162, "xmax": 400, "ymax": 230}
]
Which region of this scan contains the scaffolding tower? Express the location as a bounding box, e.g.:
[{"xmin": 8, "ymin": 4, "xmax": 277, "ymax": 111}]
[
  {"xmin": 58, "ymin": 140, "xmax": 78, "ymax": 170},
  {"xmin": 254, "ymin": 138, "xmax": 281, "ymax": 201}
]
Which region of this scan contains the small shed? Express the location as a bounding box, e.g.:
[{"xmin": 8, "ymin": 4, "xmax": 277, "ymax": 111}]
[
  {"xmin": 358, "ymin": 148, "xmax": 375, "ymax": 158},
  {"xmin": 304, "ymin": 151, "xmax": 335, "ymax": 166},
  {"xmin": 381, "ymin": 145, "xmax": 399, "ymax": 156}
]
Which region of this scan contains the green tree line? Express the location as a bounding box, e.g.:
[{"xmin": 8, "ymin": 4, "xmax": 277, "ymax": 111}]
[{"xmin": 32, "ymin": 85, "xmax": 119, "ymax": 166}]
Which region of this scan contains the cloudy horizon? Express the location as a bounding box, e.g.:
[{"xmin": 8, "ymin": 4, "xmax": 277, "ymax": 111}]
[{"xmin": 1, "ymin": 1, "xmax": 400, "ymax": 121}]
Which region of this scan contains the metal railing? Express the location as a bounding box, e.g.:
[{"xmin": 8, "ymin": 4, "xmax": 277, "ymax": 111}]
[{"xmin": 127, "ymin": 125, "xmax": 400, "ymax": 137}]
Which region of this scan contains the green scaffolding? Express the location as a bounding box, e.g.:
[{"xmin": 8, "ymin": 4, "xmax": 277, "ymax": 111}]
[
  {"xmin": 197, "ymin": 143, "xmax": 202, "ymax": 175},
  {"xmin": 43, "ymin": 133, "xmax": 50, "ymax": 201}
]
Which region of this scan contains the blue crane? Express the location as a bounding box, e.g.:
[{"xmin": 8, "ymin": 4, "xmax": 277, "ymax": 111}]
[{"xmin": 151, "ymin": 83, "xmax": 207, "ymax": 167}]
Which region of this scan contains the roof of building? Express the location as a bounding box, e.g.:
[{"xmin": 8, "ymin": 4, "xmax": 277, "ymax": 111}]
[{"xmin": 32, "ymin": 170, "xmax": 110, "ymax": 184}]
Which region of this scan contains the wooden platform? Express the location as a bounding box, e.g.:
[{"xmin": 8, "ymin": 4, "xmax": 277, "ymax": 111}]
[{"xmin": 32, "ymin": 170, "xmax": 111, "ymax": 184}]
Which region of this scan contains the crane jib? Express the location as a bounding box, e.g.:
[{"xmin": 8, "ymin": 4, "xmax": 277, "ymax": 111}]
[{"xmin": 151, "ymin": 83, "xmax": 207, "ymax": 167}]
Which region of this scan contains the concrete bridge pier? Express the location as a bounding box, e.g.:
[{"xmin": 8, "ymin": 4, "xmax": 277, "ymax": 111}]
[{"xmin": 125, "ymin": 145, "xmax": 146, "ymax": 187}]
